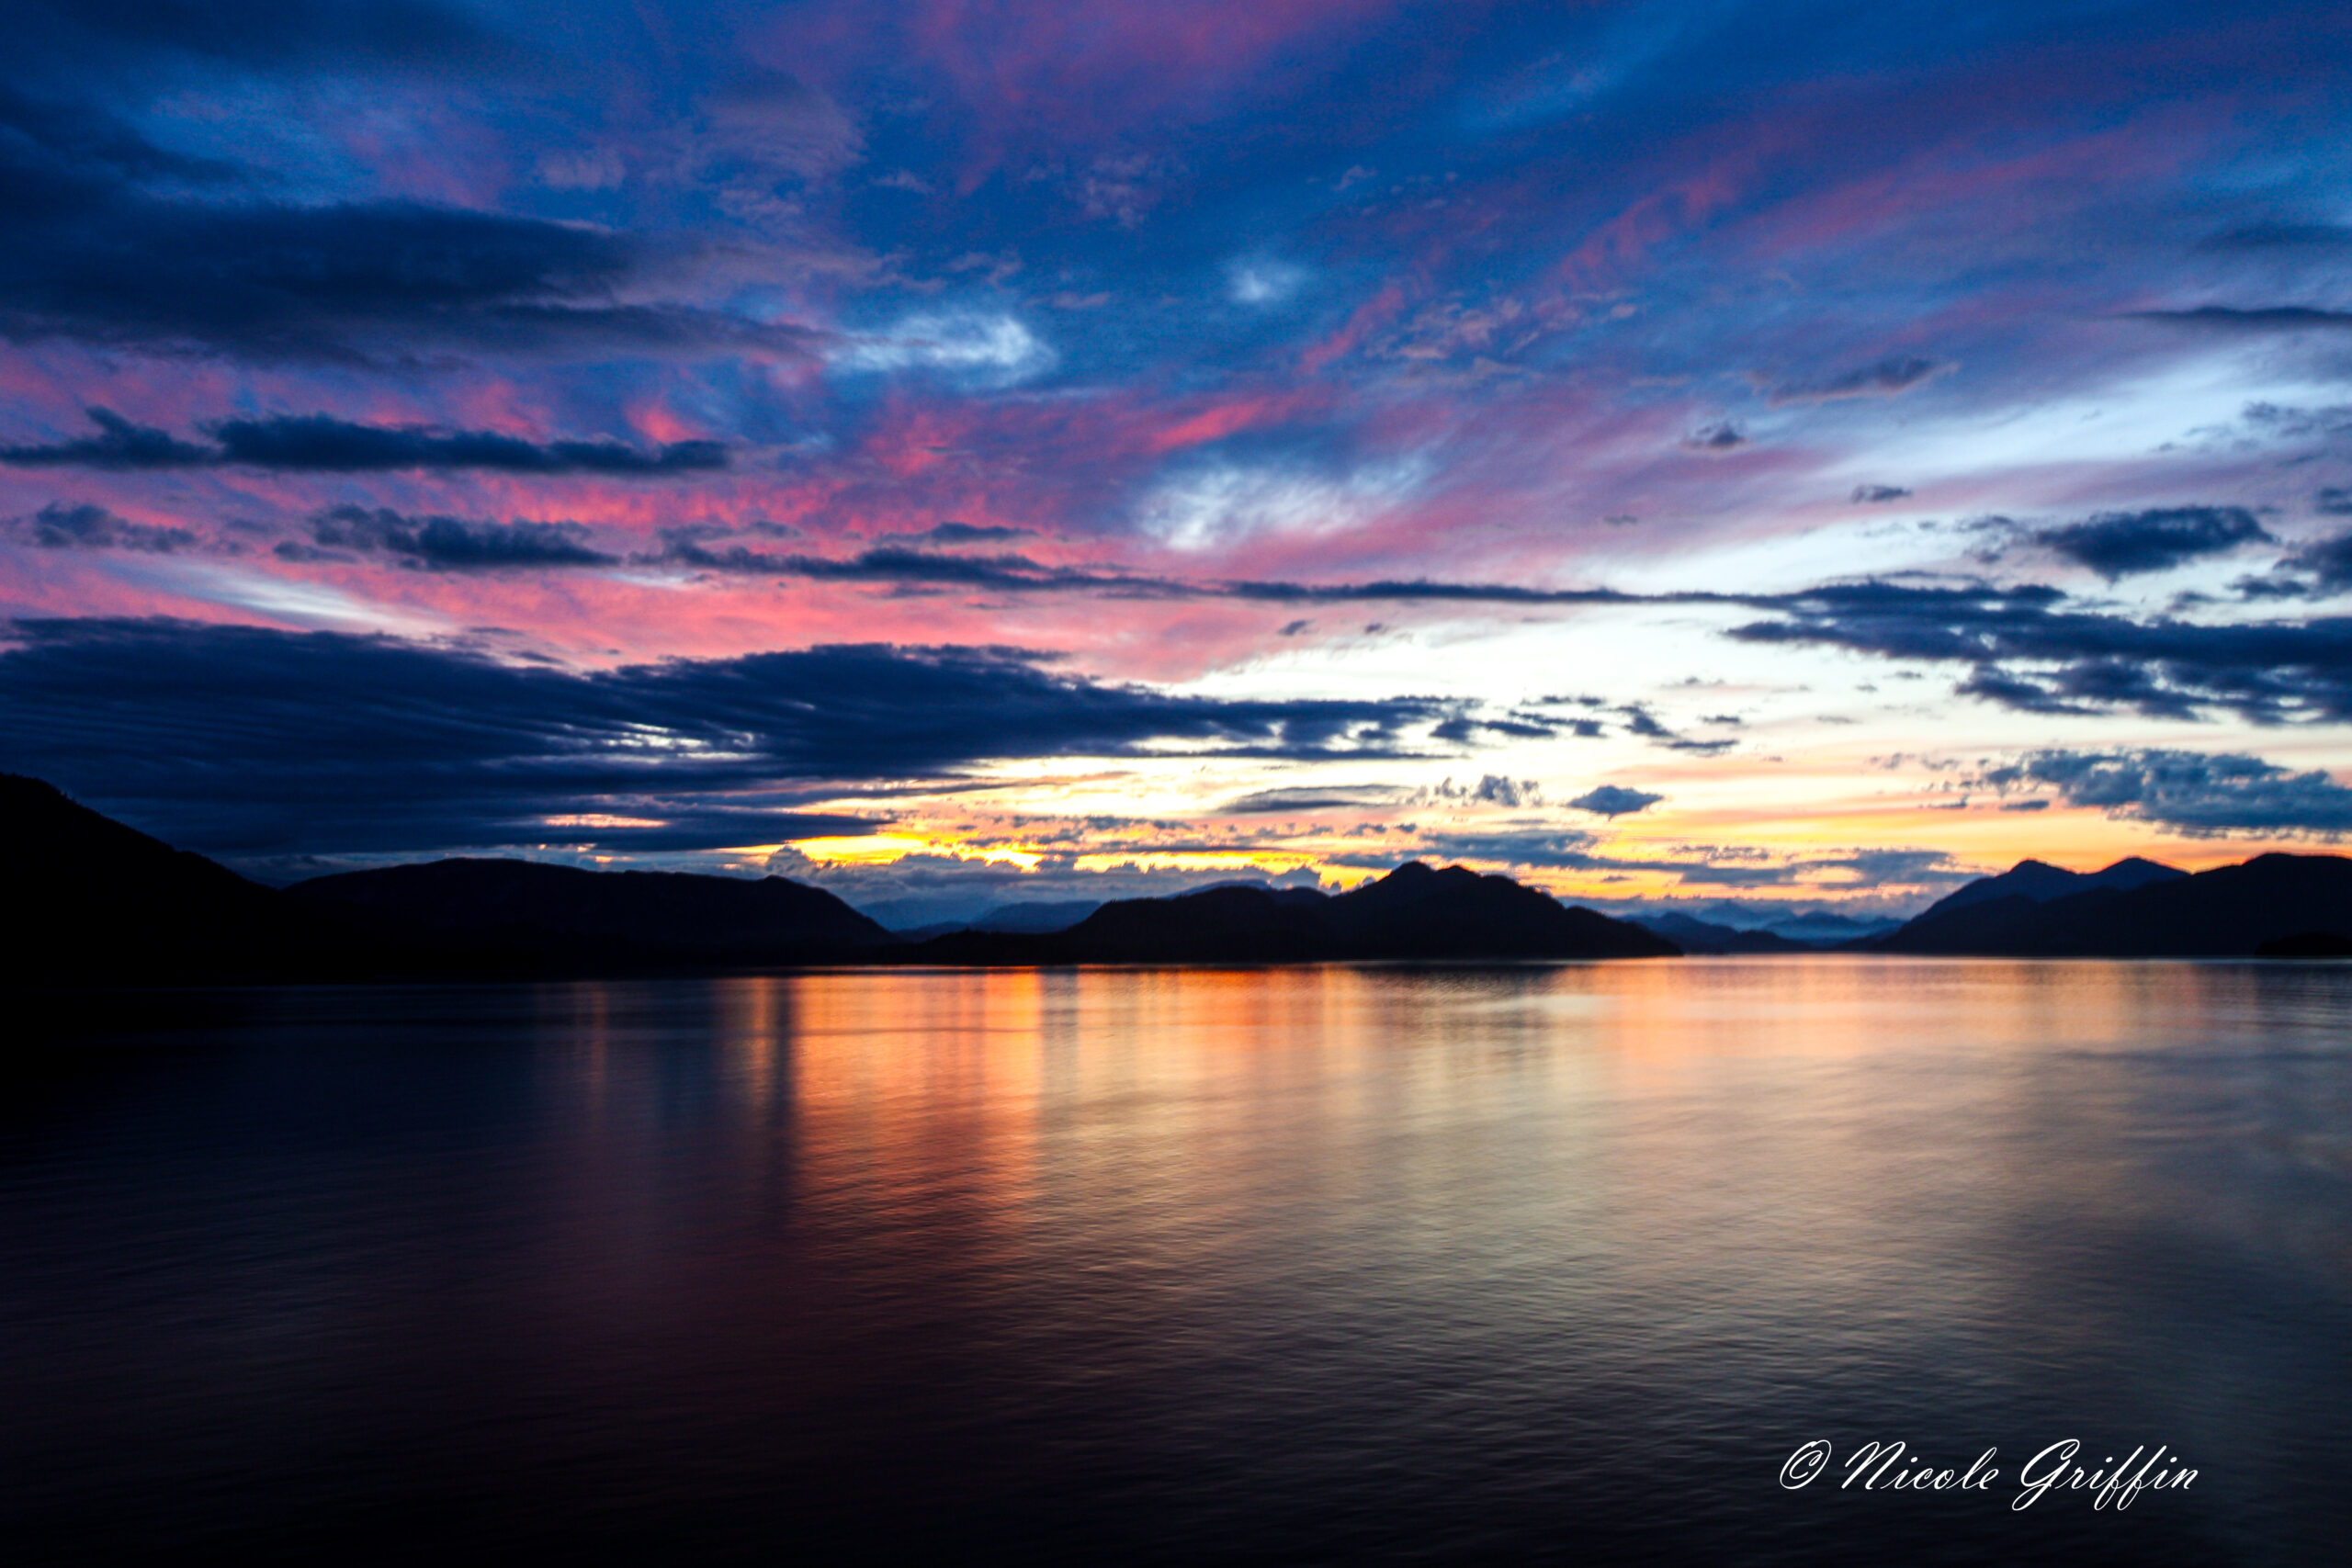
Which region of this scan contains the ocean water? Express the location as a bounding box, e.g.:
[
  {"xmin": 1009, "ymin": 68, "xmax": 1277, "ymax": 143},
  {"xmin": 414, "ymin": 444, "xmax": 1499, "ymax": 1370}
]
[{"xmin": 5, "ymin": 960, "xmax": 2349, "ymax": 1565}]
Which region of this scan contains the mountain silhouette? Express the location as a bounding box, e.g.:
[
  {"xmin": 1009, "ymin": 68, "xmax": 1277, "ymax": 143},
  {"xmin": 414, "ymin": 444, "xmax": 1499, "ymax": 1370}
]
[
  {"xmin": 27, "ymin": 769, "xmax": 2341, "ymax": 983},
  {"xmin": 1907, "ymin": 856, "xmax": 2185, "ymax": 924},
  {"xmin": 4, "ymin": 776, "xmax": 1672, "ymax": 986},
  {"xmin": 3, "ymin": 775, "xmax": 891, "ymax": 987},
  {"xmin": 288, "ymin": 858, "xmax": 895, "ymax": 968},
  {"xmin": 897, "ymin": 863, "xmax": 1679, "ymax": 964},
  {"xmin": 0, "ymin": 773, "xmax": 397, "ymax": 986},
  {"xmin": 1876, "ymin": 853, "xmax": 2352, "ymax": 956},
  {"xmin": 894, "ymin": 897, "xmax": 1108, "ymax": 940},
  {"xmin": 1632, "ymin": 911, "xmax": 1817, "ymax": 954},
  {"xmin": 968, "ymin": 898, "xmax": 1106, "ymax": 933}
]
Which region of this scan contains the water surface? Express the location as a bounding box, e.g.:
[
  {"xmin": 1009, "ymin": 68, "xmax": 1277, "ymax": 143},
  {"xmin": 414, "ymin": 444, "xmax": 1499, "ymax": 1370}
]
[{"xmin": 6, "ymin": 960, "xmax": 2349, "ymax": 1564}]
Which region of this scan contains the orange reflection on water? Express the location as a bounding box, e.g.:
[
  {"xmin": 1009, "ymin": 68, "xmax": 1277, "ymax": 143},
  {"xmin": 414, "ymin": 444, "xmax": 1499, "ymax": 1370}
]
[{"xmin": 696, "ymin": 961, "xmax": 2347, "ymax": 1307}]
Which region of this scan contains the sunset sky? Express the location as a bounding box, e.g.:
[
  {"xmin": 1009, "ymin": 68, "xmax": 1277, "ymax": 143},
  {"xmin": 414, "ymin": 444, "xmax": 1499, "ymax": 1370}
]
[{"xmin": 7, "ymin": 0, "xmax": 2352, "ymax": 923}]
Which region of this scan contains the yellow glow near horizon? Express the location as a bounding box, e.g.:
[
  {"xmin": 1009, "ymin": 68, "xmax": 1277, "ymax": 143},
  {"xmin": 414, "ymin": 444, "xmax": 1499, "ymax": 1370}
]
[{"xmin": 791, "ymin": 833, "xmax": 1046, "ymax": 871}]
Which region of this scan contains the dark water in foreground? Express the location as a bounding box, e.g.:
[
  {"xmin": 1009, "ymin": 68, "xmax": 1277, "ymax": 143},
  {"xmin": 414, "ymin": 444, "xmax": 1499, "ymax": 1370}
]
[{"xmin": 5, "ymin": 960, "xmax": 2350, "ymax": 1566}]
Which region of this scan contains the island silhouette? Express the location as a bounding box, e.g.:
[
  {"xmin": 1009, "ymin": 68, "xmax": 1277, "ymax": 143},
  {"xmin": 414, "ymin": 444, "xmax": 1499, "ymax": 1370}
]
[{"xmin": 12, "ymin": 772, "xmax": 2352, "ymax": 989}]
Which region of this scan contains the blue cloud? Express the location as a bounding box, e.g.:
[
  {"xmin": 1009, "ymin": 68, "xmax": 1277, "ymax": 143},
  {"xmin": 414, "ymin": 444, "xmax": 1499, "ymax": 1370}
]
[
  {"xmin": 0, "ymin": 617, "xmax": 1468, "ymax": 853},
  {"xmin": 3, "ymin": 409, "xmax": 726, "ymax": 473},
  {"xmin": 300, "ymin": 507, "xmax": 618, "ymax": 570},
  {"xmin": 1980, "ymin": 749, "xmax": 2352, "ymax": 837},
  {"xmin": 6, "ymin": 501, "xmax": 197, "ymax": 552},
  {"xmin": 2032, "ymin": 507, "xmax": 2273, "ymax": 579},
  {"xmin": 1569, "ymin": 785, "xmax": 1663, "ymax": 816}
]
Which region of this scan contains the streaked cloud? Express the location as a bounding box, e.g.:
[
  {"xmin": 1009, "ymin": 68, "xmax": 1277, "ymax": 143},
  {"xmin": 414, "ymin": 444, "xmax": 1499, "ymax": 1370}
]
[
  {"xmin": 1978, "ymin": 749, "xmax": 2352, "ymax": 837},
  {"xmin": 5, "ymin": 409, "xmax": 726, "ymax": 474}
]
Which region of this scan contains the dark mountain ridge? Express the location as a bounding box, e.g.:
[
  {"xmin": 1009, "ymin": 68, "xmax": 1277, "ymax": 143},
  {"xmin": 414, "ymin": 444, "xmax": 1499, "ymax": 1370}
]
[
  {"xmin": 3, "ymin": 773, "xmax": 367, "ymax": 987},
  {"xmin": 897, "ymin": 863, "xmax": 1679, "ymax": 964},
  {"xmin": 1875, "ymin": 853, "xmax": 2352, "ymax": 956},
  {"xmin": 3, "ymin": 774, "xmax": 893, "ymax": 987},
  {"xmin": 6, "ymin": 778, "xmax": 1680, "ymax": 985},
  {"xmin": 288, "ymin": 858, "xmax": 893, "ymax": 968},
  {"xmin": 1631, "ymin": 912, "xmax": 1817, "ymax": 955},
  {"xmin": 1908, "ymin": 855, "xmax": 2186, "ymax": 924},
  {"xmin": 18, "ymin": 773, "xmax": 2347, "ymax": 983}
]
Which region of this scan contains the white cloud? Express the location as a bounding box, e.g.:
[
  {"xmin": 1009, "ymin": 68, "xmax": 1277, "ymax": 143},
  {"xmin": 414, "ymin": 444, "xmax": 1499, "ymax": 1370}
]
[
  {"xmin": 831, "ymin": 311, "xmax": 1054, "ymax": 383},
  {"xmin": 1136, "ymin": 459, "xmax": 1424, "ymax": 552},
  {"xmin": 1227, "ymin": 258, "xmax": 1306, "ymax": 306}
]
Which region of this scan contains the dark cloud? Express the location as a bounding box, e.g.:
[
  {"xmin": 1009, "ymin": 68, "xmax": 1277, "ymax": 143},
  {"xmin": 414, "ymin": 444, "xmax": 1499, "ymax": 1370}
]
[
  {"xmin": 213, "ymin": 414, "xmax": 726, "ymax": 473},
  {"xmin": 649, "ymin": 533, "xmax": 1670, "ymax": 609},
  {"xmin": 0, "ymin": 83, "xmax": 240, "ymax": 196},
  {"xmin": 1851, "ymin": 484, "xmax": 1912, "ymax": 503},
  {"xmin": 1, "ymin": 407, "xmax": 727, "ymax": 473},
  {"xmin": 0, "ymin": 406, "xmax": 212, "ymax": 468},
  {"xmin": 2237, "ymin": 530, "xmax": 2352, "ymax": 600},
  {"xmin": 300, "ymin": 506, "xmax": 618, "ymax": 570},
  {"xmin": 578, "ymin": 555, "xmax": 2352, "ymax": 735},
  {"xmin": 1464, "ymin": 773, "xmax": 1537, "ymax": 807},
  {"xmin": 2317, "ymin": 489, "xmax": 2352, "ymax": 516},
  {"xmin": 1617, "ymin": 703, "xmax": 1736, "ymax": 754},
  {"xmin": 6, "ymin": 501, "xmax": 197, "ymax": 552},
  {"xmin": 1979, "ymin": 749, "xmax": 2352, "ymax": 836},
  {"xmin": 1951, "ymin": 663, "xmax": 2090, "ymax": 714},
  {"xmin": 2231, "ymin": 573, "xmax": 2318, "ymax": 602},
  {"xmin": 2031, "ymin": 506, "xmax": 2272, "ymax": 578},
  {"xmin": 0, "ymin": 617, "xmax": 1463, "ymax": 853},
  {"xmin": 4, "ymin": 190, "xmax": 607, "ymax": 356},
  {"xmin": 1731, "ymin": 579, "xmax": 2352, "ymax": 724},
  {"xmin": 2239, "ymin": 401, "xmax": 2352, "ymax": 441},
  {"xmin": 652, "ymin": 535, "xmax": 1175, "ymax": 594},
  {"xmin": 2284, "ymin": 532, "xmax": 2352, "ymax": 589},
  {"xmin": 1221, "ymin": 578, "xmax": 1643, "ymax": 607},
  {"xmin": 0, "ymin": 84, "xmax": 817, "ymax": 361},
  {"xmin": 2127, "ymin": 306, "xmax": 2352, "ymax": 332},
  {"xmin": 1768, "ymin": 356, "xmax": 1949, "ymax": 406},
  {"xmin": 1218, "ymin": 784, "xmax": 1412, "ymax": 814},
  {"xmin": 1428, "ymin": 709, "xmax": 1564, "ymax": 743},
  {"xmin": 1680, "ymin": 422, "xmax": 1747, "ymax": 452},
  {"xmin": 906, "ymin": 522, "xmax": 1030, "ymax": 545},
  {"xmin": 1568, "ymin": 785, "xmax": 1662, "ymax": 816}
]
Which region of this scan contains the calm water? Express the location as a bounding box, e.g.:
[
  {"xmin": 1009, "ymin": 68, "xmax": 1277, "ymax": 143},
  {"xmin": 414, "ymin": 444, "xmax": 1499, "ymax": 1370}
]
[{"xmin": 6, "ymin": 960, "xmax": 2350, "ymax": 1565}]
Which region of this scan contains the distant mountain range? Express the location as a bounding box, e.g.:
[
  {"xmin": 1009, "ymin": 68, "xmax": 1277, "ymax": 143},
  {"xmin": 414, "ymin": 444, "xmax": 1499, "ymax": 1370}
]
[
  {"xmin": 288, "ymin": 858, "xmax": 894, "ymax": 969},
  {"xmin": 1601, "ymin": 901, "xmax": 1905, "ymax": 949},
  {"xmin": 894, "ymin": 897, "xmax": 1108, "ymax": 941},
  {"xmin": 1627, "ymin": 911, "xmax": 1817, "ymax": 955},
  {"xmin": 16, "ymin": 772, "xmax": 2352, "ymax": 987},
  {"xmin": 1870, "ymin": 854, "xmax": 2352, "ymax": 956},
  {"xmin": 4, "ymin": 775, "xmax": 1673, "ymax": 987},
  {"xmin": 894, "ymin": 863, "xmax": 1678, "ymax": 964}
]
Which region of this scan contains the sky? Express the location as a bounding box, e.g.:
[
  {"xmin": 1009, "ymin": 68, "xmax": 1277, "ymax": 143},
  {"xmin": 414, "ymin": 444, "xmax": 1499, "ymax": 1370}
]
[{"xmin": 7, "ymin": 0, "xmax": 2352, "ymax": 925}]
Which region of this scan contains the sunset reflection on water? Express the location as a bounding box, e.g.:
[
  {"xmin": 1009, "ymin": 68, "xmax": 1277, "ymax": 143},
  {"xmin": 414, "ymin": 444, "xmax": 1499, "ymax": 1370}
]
[{"xmin": 5, "ymin": 960, "xmax": 2348, "ymax": 1564}]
